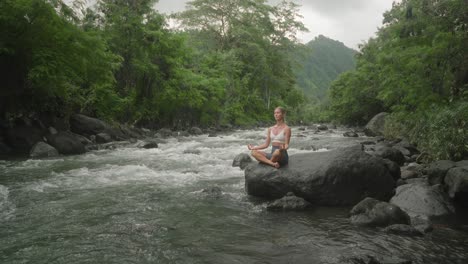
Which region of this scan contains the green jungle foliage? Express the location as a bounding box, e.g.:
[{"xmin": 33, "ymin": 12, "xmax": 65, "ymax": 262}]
[
  {"xmin": 0, "ymin": 0, "xmax": 309, "ymax": 127},
  {"xmin": 328, "ymin": 0, "xmax": 468, "ymax": 160}
]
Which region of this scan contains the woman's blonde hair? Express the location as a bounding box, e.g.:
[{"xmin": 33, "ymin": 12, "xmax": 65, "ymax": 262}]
[{"xmin": 275, "ymin": 106, "xmax": 286, "ymax": 114}]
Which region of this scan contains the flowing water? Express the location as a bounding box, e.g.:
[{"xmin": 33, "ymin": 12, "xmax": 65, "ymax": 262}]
[{"xmin": 0, "ymin": 128, "xmax": 467, "ymax": 264}]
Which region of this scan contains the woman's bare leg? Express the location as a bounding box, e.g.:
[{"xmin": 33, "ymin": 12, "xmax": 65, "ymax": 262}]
[
  {"xmin": 251, "ymin": 150, "xmax": 279, "ymax": 168},
  {"xmin": 270, "ymin": 149, "xmax": 283, "ymax": 164}
]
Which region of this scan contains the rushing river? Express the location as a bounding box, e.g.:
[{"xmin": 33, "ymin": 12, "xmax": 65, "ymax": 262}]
[{"xmin": 0, "ymin": 128, "xmax": 467, "ymax": 264}]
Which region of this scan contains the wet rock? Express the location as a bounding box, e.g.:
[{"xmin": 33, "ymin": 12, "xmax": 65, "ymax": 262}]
[
  {"xmin": 157, "ymin": 128, "xmax": 173, "ymax": 138},
  {"xmin": 373, "ymin": 145, "xmax": 405, "ymax": 166},
  {"xmin": 266, "ymin": 192, "xmax": 312, "ymax": 211},
  {"xmin": 444, "ymin": 166, "xmax": 468, "ymax": 207},
  {"xmin": 141, "ymin": 141, "xmax": 158, "ymax": 149},
  {"xmin": 245, "ymin": 145, "xmax": 396, "ymax": 206},
  {"xmin": 232, "ymin": 153, "xmax": 253, "ymax": 170},
  {"xmin": 45, "ymin": 131, "xmax": 86, "ymax": 155},
  {"xmin": 96, "ymin": 133, "xmax": 112, "ymax": 144},
  {"xmin": 390, "ymin": 182, "xmax": 455, "ymax": 219},
  {"xmin": 189, "ymin": 127, "xmax": 203, "ymax": 135},
  {"xmin": 30, "ymin": 142, "xmax": 59, "ymax": 158},
  {"xmin": 71, "ymin": 132, "xmax": 92, "ymax": 145},
  {"xmin": 427, "ymin": 160, "xmax": 456, "ymax": 185},
  {"xmin": 317, "ymin": 124, "xmax": 328, "ymax": 131},
  {"xmin": 383, "ymin": 224, "xmax": 423, "ymax": 236},
  {"xmin": 400, "ymin": 170, "xmax": 418, "ymax": 180},
  {"xmin": 70, "ymin": 114, "xmax": 107, "ymax": 137},
  {"xmin": 118, "ymin": 124, "xmax": 144, "ymax": 139},
  {"xmin": 382, "ymin": 159, "xmax": 401, "ymax": 181},
  {"xmin": 343, "ymin": 131, "xmax": 359, "ymax": 137},
  {"xmin": 201, "ymin": 186, "xmax": 223, "ymax": 198},
  {"xmin": 350, "ymin": 197, "xmax": 410, "ymax": 227},
  {"xmin": 4, "ymin": 118, "xmax": 45, "ymax": 153},
  {"xmin": 364, "ymin": 112, "xmax": 388, "ymax": 136}
]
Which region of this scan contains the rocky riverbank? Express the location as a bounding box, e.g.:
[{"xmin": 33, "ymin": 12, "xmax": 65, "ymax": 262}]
[
  {"xmin": 232, "ymin": 113, "xmax": 467, "ymax": 264},
  {"xmin": 0, "ymin": 114, "xmax": 222, "ymax": 159}
]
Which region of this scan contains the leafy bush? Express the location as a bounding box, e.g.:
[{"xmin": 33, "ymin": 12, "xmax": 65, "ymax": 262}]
[{"xmin": 385, "ymin": 101, "xmax": 467, "ymax": 161}]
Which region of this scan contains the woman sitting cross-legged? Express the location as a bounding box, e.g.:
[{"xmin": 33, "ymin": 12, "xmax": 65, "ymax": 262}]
[{"xmin": 247, "ymin": 107, "xmax": 291, "ymax": 169}]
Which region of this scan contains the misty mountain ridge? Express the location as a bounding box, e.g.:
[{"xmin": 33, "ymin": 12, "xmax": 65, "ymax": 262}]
[{"xmin": 294, "ymin": 35, "xmax": 357, "ymax": 102}]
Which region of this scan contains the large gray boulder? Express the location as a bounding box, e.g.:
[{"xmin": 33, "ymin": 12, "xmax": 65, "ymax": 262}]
[
  {"xmin": 70, "ymin": 114, "xmax": 126, "ymax": 140},
  {"xmin": 390, "ymin": 182, "xmax": 455, "ymax": 219},
  {"xmin": 70, "ymin": 114, "xmax": 108, "ymax": 137},
  {"xmin": 46, "ymin": 131, "xmax": 86, "ymax": 155},
  {"xmin": 30, "ymin": 142, "xmax": 59, "ymax": 158},
  {"xmin": 4, "ymin": 118, "xmax": 45, "ymax": 153},
  {"xmin": 427, "ymin": 160, "xmax": 456, "ymax": 185},
  {"xmin": 350, "ymin": 197, "xmax": 410, "ymax": 227},
  {"xmin": 364, "ymin": 112, "xmax": 388, "ymax": 136},
  {"xmin": 245, "ymin": 145, "xmax": 396, "ymax": 206},
  {"xmin": 232, "ymin": 153, "xmax": 253, "ymax": 170},
  {"xmin": 373, "ymin": 145, "xmax": 405, "ymax": 166},
  {"xmin": 444, "ymin": 166, "xmax": 468, "ymax": 207}
]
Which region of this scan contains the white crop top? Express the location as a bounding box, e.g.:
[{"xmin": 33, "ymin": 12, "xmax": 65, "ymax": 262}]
[{"xmin": 270, "ymin": 128, "xmax": 286, "ymax": 144}]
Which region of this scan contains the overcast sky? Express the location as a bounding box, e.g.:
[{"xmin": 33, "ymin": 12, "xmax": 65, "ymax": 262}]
[{"xmin": 154, "ymin": 0, "xmax": 398, "ymax": 49}]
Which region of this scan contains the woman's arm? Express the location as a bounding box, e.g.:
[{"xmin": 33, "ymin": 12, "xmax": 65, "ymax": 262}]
[
  {"xmin": 283, "ymin": 127, "xmax": 291, "ymax": 150},
  {"xmin": 248, "ymin": 128, "xmax": 271, "ymax": 150}
]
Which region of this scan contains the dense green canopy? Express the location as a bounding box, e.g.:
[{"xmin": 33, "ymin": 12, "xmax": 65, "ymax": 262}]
[
  {"xmin": 1, "ymin": 0, "xmax": 465, "ymax": 160},
  {"xmin": 328, "ymin": 0, "xmax": 467, "ymax": 160},
  {"xmin": 0, "ymin": 0, "xmax": 309, "ymax": 127}
]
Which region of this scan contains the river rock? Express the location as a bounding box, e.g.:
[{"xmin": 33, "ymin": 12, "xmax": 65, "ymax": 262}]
[
  {"xmin": 343, "ymin": 131, "xmax": 358, "ymax": 137},
  {"xmin": 232, "ymin": 153, "xmax": 253, "ymax": 170},
  {"xmin": 201, "ymin": 186, "xmax": 223, "ymax": 198},
  {"xmin": 70, "ymin": 114, "xmax": 108, "ymax": 137},
  {"xmin": 373, "ymin": 145, "xmax": 405, "ymax": 166},
  {"xmin": 390, "ymin": 182, "xmax": 455, "ymax": 219},
  {"xmin": 95, "ymin": 133, "xmax": 112, "ymax": 143},
  {"xmin": 245, "ymin": 145, "xmax": 396, "ymax": 206},
  {"xmin": 142, "ymin": 141, "xmax": 158, "ymax": 149},
  {"xmin": 400, "ymin": 170, "xmax": 418, "ymax": 180},
  {"xmin": 4, "ymin": 118, "xmax": 45, "ymax": 153},
  {"xmin": 427, "ymin": 160, "xmax": 456, "ymax": 185},
  {"xmin": 382, "ymin": 159, "xmax": 401, "ymax": 181},
  {"xmin": 70, "ymin": 114, "xmax": 126, "ymax": 140},
  {"xmin": 350, "ymin": 197, "xmax": 410, "ymax": 227},
  {"xmin": 266, "ymin": 192, "xmax": 312, "ymax": 211},
  {"xmin": 45, "ymin": 131, "xmax": 86, "ymax": 155},
  {"xmin": 444, "ymin": 166, "xmax": 468, "ymax": 207},
  {"xmin": 317, "ymin": 124, "xmax": 328, "ymax": 131},
  {"xmin": 364, "ymin": 112, "xmax": 388, "ymax": 136},
  {"xmin": 30, "ymin": 142, "xmax": 59, "ymax": 158},
  {"xmin": 189, "ymin": 127, "xmax": 203, "ymax": 135},
  {"xmin": 156, "ymin": 128, "xmax": 173, "ymax": 138}
]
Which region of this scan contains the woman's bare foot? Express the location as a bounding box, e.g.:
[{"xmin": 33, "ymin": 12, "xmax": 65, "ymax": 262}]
[{"xmin": 272, "ymin": 162, "xmax": 280, "ymax": 169}]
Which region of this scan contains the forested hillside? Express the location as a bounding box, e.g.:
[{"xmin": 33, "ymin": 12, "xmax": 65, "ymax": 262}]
[
  {"xmin": 294, "ymin": 35, "xmax": 356, "ymax": 101},
  {"xmin": 328, "ymin": 0, "xmax": 467, "ymax": 161}
]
